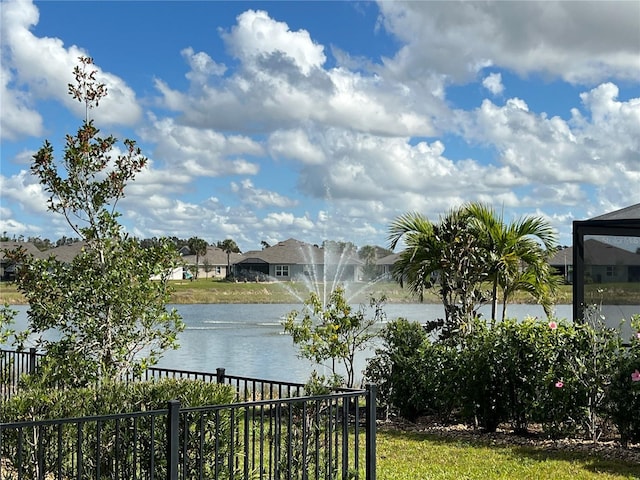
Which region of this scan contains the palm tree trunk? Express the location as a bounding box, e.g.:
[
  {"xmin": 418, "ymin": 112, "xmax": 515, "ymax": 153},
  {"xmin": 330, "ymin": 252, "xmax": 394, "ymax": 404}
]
[
  {"xmin": 501, "ymin": 291, "xmax": 508, "ymax": 322},
  {"xmin": 491, "ymin": 278, "xmax": 498, "ymax": 326}
]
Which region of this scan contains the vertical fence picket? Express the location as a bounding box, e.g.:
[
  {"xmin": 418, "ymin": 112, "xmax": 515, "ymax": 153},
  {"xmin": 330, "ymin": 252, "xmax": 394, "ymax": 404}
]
[
  {"xmin": 366, "ymin": 384, "xmax": 377, "ymax": 480},
  {"xmin": 167, "ymin": 400, "xmax": 180, "ymax": 480}
]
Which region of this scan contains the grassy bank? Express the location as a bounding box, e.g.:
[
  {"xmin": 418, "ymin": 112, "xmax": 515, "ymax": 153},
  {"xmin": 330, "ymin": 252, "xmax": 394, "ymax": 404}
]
[
  {"xmin": 376, "ymin": 429, "xmax": 640, "ymax": 479},
  {"xmin": 1, "ymin": 279, "xmax": 573, "ymax": 305}
]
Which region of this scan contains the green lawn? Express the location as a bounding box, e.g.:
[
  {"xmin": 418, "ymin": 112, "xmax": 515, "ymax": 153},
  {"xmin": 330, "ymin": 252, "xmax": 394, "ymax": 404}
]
[
  {"xmin": 377, "ymin": 429, "xmax": 640, "ymax": 480},
  {"xmin": 1, "ymin": 278, "xmax": 575, "ymax": 305}
]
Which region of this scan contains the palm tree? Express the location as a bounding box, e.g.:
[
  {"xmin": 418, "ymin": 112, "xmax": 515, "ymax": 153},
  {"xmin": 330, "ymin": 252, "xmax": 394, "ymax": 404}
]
[
  {"xmin": 388, "ymin": 208, "xmax": 488, "ymax": 335},
  {"xmin": 217, "ymin": 238, "xmax": 241, "ymax": 278},
  {"xmin": 187, "ymin": 237, "xmax": 208, "ymax": 279},
  {"xmin": 358, "ymin": 245, "xmax": 378, "ymax": 281},
  {"xmin": 466, "ymin": 203, "xmax": 559, "ymax": 322}
]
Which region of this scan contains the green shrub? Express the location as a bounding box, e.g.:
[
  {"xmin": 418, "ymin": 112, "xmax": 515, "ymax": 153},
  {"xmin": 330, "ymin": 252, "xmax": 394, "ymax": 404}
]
[
  {"xmin": 2, "ymin": 377, "xmax": 236, "ymax": 421},
  {"xmin": 458, "ymin": 321, "xmax": 512, "ymax": 432},
  {"xmin": 367, "ymin": 313, "xmax": 640, "ymax": 444},
  {"xmin": 418, "ymin": 340, "xmax": 461, "ymax": 421},
  {"xmin": 364, "ymin": 318, "xmax": 428, "ymax": 421},
  {"xmin": 1, "ymin": 379, "xmax": 237, "ymax": 479},
  {"xmin": 608, "ymin": 315, "xmax": 640, "ymax": 446}
]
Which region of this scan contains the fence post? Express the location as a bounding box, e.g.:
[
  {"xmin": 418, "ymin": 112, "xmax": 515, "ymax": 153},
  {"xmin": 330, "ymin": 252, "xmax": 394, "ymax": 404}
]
[
  {"xmin": 29, "ymin": 347, "xmax": 37, "ymax": 375},
  {"xmin": 167, "ymin": 399, "xmax": 180, "ymax": 480},
  {"xmin": 365, "ymin": 384, "xmax": 377, "ymax": 480},
  {"xmin": 216, "ymin": 367, "xmax": 225, "ymax": 384}
]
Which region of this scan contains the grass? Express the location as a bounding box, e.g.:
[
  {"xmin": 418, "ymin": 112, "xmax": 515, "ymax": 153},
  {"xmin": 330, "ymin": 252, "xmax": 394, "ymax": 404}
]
[
  {"xmin": 1, "ymin": 278, "xmax": 574, "ymax": 306},
  {"xmin": 376, "ymin": 429, "xmax": 640, "ymax": 480}
]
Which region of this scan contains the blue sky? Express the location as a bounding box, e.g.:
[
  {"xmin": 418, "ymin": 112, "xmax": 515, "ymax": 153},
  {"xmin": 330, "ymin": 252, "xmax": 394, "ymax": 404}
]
[{"xmin": 1, "ymin": 0, "xmax": 639, "ymax": 252}]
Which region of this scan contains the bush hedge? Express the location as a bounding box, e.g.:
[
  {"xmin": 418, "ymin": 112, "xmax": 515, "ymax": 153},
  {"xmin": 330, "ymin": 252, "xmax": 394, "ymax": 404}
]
[
  {"xmin": 1, "ymin": 379, "xmax": 238, "ymax": 479},
  {"xmin": 365, "ymin": 314, "xmax": 640, "ymax": 443}
]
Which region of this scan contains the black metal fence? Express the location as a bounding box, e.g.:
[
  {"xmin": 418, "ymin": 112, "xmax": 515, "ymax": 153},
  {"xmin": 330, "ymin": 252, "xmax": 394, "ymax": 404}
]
[
  {"xmin": 0, "ymin": 348, "xmax": 39, "ymax": 401},
  {"xmin": 0, "ymin": 349, "xmax": 377, "ymax": 480}
]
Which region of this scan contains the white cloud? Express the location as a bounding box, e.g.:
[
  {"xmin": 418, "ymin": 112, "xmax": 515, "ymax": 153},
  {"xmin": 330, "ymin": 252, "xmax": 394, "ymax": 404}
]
[
  {"xmin": 220, "ymin": 10, "xmax": 326, "ymax": 75},
  {"xmin": 230, "ymin": 179, "xmax": 298, "ymax": 209},
  {"xmin": 267, "ymin": 129, "xmax": 325, "ymax": 165},
  {"xmin": 377, "ymin": 1, "xmax": 640, "ymax": 84},
  {"xmin": 263, "ymin": 211, "xmax": 315, "ymax": 230},
  {"xmin": 182, "ymin": 47, "xmax": 227, "ymax": 86},
  {"xmin": 138, "ymin": 116, "xmax": 262, "ymax": 177},
  {"xmin": 482, "ymin": 72, "xmax": 504, "ymax": 96},
  {"xmin": 0, "ymin": 64, "xmax": 44, "ymax": 140},
  {"xmin": 156, "ymin": 10, "xmax": 436, "ymax": 137},
  {"xmin": 0, "ymin": 170, "xmax": 49, "ymax": 215},
  {"xmin": 1, "ymin": 0, "xmax": 142, "ymax": 131},
  {"xmin": 447, "ymin": 82, "xmax": 640, "ymax": 218}
]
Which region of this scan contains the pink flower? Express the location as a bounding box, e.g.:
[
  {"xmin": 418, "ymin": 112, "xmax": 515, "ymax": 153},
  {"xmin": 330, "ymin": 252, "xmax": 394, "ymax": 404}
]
[
  {"xmin": 632, "ymin": 370, "xmax": 640, "ymax": 382},
  {"xmin": 548, "ymin": 321, "xmax": 558, "ymax": 330},
  {"xmin": 635, "ymin": 332, "xmax": 640, "ymax": 340},
  {"xmin": 555, "ymin": 381, "xmax": 564, "ymax": 388}
]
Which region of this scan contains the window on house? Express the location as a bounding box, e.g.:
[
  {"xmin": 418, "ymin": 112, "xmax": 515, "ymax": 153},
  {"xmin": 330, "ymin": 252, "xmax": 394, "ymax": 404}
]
[
  {"xmin": 606, "ymin": 266, "xmax": 617, "ymax": 277},
  {"xmin": 275, "ymin": 265, "xmax": 289, "ymax": 277},
  {"xmin": 215, "ymin": 266, "xmax": 221, "ymax": 275}
]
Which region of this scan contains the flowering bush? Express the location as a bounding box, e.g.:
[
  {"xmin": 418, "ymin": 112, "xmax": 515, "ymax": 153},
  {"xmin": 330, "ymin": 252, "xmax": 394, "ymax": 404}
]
[
  {"xmin": 607, "ymin": 315, "xmax": 640, "ymax": 446},
  {"xmin": 366, "ymin": 313, "xmax": 640, "ymax": 444}
]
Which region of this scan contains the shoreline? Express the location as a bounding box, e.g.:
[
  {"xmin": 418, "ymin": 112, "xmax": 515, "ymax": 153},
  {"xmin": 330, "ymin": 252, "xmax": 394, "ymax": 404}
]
[{"xmin": 1, "ymin": 279, "xmax": 574, "ymax": 306}]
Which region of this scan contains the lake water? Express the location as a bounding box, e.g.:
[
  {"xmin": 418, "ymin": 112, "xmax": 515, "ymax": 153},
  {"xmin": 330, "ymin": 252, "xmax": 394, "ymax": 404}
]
[{"xmin": 5, "ymin": 303, "xmax": 573, "ymax": 384}]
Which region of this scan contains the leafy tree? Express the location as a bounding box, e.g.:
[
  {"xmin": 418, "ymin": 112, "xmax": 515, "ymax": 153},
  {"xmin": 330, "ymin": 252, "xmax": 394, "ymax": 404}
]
[
  {"xmin": 466, "ymin": 203, "xmax": 559, "ymax": 321},
  {"xmin": 0, "ymin": 304, "xmax": 18, "ymax": 346},
  {"xmin": 260, "ymin": 240, "xmax": 270, "ymax": 250},
  {"xmin": 27, "ymin": 236, "xmax": 54, "ymax": 251},
  {"xmin": 389, "ymin": 207, "xmax": 488, "ymax": 337},
  {"xmin": 358, "ymin": 245, "xmax": 380, "ymax": 281},
  {"xmin": 322, "ymin": 240, "xmax": 357, "ymax": 256},
  {"xmin": 283, "ymin": 286, "xmax": 384, "ymax": 388},
  {"xmin": 7, "ymin": 57, "xmax": 184, "ymax": 386},
  {"xmin": 217, "ymin": 238, "xmax": 241, "ymax": 278},
  {"xmin": 187, "ymin": 237, "xmax": 208, "ymax": 279},
  {"xmin": 202, "ymin": 258, "xmax": 214, "ymax": 278}
]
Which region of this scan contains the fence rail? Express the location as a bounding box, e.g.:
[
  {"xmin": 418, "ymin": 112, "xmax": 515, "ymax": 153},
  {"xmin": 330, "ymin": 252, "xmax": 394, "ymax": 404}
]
[{"xmin": 0, "ymin": 349, "xmax": 377, "ymax": 480}]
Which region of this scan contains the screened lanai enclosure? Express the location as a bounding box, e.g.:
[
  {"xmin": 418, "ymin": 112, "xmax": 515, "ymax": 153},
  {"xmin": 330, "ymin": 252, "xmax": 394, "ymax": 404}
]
[{"xmin": 573, "ymin": 203, "xmax": 640, "ymax": 339}]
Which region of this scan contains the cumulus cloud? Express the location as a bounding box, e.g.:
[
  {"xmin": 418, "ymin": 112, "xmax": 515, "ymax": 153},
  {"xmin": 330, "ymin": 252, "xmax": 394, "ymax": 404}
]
[
  {"xmin": 138, "ymin": 115, "xmax": 262, "ymax": 177},
  {"xmin": 0, "ymin": 64, "xmax": 44, "ymax": 140},
  {"xmin": 1, "ymin": 0, "xmax": 142, "ymax": 132},
  {"xmin": 230, "ymin": 179, "xmax": 298, "ymax": 209},
  {"xmin": 453, "ymin": 83, "xmax": 640, "ymax": 213},
  {"xmin": 220, "ymin": 10, "xmax": 326, "ymax": 75},
  {"xmin": 2, "ymin": 1, "xmax": 639, "ymax": 250},
  {"xmin": 377, "ymin": 1, "xmax": 640, "ymax": 84},
  {"xmin": 0, "ymin": 170, "xmax": 49, "ymax": 215},
  {"xmin": 482, "ymin": 72, "xmax": 504, "ymax": 96},
  {"xmin": 267, "ymin": 129, "xmax": 325, "ymax": 165},
  {"xmin": 156, "ymin": 10, "xmax": 435, "ymax": 137}
]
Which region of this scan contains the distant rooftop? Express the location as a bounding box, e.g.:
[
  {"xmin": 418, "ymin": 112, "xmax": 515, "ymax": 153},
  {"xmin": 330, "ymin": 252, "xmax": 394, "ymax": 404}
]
[{"xmin": 590, "ymin": 203, "xmax": 640, "ymax": 221}]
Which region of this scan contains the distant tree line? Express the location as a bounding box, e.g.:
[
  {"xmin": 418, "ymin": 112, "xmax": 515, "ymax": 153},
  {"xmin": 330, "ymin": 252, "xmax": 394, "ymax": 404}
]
[{"xmin": 4, "ymin": 233, "xmax": 392, "ymax": 269}]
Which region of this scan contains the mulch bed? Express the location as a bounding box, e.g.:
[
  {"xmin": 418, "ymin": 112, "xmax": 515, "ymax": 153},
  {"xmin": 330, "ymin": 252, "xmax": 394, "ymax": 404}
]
[{"xmin": 380, "ymin": 416, "xmax": 640, "ymax": 465}]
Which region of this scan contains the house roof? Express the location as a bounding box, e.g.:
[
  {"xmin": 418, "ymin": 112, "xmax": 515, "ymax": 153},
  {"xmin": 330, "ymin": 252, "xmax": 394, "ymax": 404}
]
[
  {"xmin": 590, "ymin": 203, "xmax": 640, "ymax": 221},
  {"xmin": 0, "ymin": 241, "xmax": 46, "ymax": 261},
  {"xmin": 548, "ymin": 247, "xmax": 574, "ymax": 267},
  {"xmin": 582, "ymin": 239, "xmax": 640, "ymax": 265},
  {"xmin": 552, "ymin": 238, "xmax": 640, "ymax": 267},
  {"xmin": 376, "ymin": 253, "xmax": 400, "ymax": 266},
  {"xmin": 237, "ymin": 238, "xmax": 362, "ymax": 266},
  {"xmin": 181, "ymin": 246, "xmax": 242, "ymax": 265},
  {"xmin": 47, "ymin": 242, "xmax": 88, "ymax": 262}
]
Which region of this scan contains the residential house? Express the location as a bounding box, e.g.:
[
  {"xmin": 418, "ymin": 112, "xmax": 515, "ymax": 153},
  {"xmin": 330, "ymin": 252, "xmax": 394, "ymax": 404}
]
[
  {"xmin": 375, "ymin": 253, "xmax": 400, "ymax": 280},
  {"xmin": 234, "ymin": 238, "xmax": 363, "ymax": 282},
  {"xmin": 47, "ymin": 241, "xmax": 88, "ymax": 263},
  {"xmin": 181, "ymin": 246, "xmax": 242, "ymax": 279},
  {"xmin": 548, "ymin": 246, "xmax": 574, "ymax": 284},
  {"xmin": 0, "ymin": 241, "xmax": 46, "ymax": 281}
]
